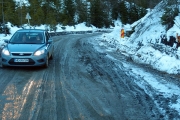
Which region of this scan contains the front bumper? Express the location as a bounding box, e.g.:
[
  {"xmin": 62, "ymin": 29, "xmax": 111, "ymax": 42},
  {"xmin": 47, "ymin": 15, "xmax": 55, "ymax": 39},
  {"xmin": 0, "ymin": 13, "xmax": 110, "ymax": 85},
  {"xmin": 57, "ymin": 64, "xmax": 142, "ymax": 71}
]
[{"xmin": 1, "ymin": 54, "xmax": 47, "ymax": 67}]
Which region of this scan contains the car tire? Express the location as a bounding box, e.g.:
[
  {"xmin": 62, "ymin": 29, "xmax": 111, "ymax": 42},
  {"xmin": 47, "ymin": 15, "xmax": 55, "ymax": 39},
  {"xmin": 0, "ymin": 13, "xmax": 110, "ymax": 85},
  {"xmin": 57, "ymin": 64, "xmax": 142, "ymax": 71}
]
[
  {"xmin": 1, "ymin": 64, "xmax": 6, "ymax": 68},
  {"xmin": 50, "ymin": 47, "xmax": 54, "ymax": 60},
  {"xmin": 49, "ymin": 53, "xmax": 53, "ymax": 60},
  {"xmin": 43, "ymin": 55, "xmax": 49, "ymax": 68}
]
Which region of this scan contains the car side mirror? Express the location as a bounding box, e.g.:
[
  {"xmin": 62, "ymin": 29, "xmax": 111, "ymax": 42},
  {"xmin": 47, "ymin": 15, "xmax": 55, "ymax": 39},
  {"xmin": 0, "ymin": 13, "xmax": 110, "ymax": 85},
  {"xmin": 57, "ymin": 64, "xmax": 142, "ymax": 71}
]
[
  {"xmin": 4, "ymin": 39, "xmax": 9, "ymax": 43},
  {"xmin": 48, "ymin": 39, "xmax": 53, "ymax": 43},
  {"xmin": 1, "ymin": 39, "xmax": 9, "ymax": 48}
]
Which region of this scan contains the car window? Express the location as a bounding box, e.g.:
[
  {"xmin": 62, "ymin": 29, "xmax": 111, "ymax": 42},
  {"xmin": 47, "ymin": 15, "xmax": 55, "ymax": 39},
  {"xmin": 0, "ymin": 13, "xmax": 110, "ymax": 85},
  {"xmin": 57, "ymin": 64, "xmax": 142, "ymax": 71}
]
[
  {"xmin": 28, "ymin": 33, "xmax": 44, "ymax": 43},
  {"xmin": 10, "ymin": 31, "xmax": 44, "ymax": 44},
  {"xmin": 10, "ymin": 32, "xmax": 22, "ymax": 43}
]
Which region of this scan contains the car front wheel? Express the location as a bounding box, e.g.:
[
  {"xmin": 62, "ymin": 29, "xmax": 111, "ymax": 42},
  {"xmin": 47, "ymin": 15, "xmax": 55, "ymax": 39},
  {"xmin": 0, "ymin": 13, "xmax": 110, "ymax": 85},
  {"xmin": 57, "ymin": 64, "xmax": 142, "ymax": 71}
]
[
  {"xmin": 49, "ymin": 53, "xmax": 53, "ymax": 60},
  {"xmin": 1, "ymin": 64, "xmax": 6, "ymax": 68},
  {"xmin": 43, "ymin": 55, "xmax": 49, "ymax": 68}
]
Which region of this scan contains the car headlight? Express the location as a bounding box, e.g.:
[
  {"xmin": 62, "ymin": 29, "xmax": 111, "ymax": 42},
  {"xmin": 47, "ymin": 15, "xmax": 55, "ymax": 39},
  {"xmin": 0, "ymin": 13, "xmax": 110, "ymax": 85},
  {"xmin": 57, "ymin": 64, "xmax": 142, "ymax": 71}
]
[
  {"xmin": 2, "ymin": 49, "xmax": 10, "ymax": 56},
  {"xmin": 34, "ymin": 49, "xmax": 45, "ymax": 56}
]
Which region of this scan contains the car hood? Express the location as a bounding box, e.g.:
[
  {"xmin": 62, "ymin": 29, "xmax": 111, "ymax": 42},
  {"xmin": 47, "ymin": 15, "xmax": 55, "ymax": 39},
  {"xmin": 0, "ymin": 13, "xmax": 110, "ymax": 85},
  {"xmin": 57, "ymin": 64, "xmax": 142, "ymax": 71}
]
[{"xmin": 7, "ymin": 44, "xmax": 45, "ymax": 53}]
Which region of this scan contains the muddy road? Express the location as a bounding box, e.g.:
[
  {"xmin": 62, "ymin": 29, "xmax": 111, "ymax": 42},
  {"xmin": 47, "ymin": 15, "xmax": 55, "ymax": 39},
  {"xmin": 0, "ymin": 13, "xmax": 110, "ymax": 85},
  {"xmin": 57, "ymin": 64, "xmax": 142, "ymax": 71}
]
[{"xmin": 0, "ymin": 33, "xmax": 179, "ymax": 120}]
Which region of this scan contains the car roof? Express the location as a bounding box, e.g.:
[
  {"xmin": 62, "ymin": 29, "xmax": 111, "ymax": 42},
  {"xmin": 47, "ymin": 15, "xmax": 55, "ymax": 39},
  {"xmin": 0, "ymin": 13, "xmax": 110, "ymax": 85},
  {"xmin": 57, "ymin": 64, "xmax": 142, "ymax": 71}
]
[{"xmin": 16, "ymin": 29, "xmax": 46, "ymax": 33}]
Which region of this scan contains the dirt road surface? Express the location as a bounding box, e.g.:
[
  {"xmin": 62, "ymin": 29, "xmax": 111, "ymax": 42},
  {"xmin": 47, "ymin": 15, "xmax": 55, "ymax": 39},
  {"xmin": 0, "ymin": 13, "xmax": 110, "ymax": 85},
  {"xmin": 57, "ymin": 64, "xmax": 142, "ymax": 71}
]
[{"xmin": 0, "ymin": 33, "xmax": 179, "ymax": 120}]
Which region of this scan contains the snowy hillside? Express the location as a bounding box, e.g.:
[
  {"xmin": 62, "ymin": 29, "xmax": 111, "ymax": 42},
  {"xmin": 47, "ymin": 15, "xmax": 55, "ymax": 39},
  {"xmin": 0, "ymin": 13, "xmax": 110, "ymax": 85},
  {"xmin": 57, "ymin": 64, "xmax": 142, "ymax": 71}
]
[{"xmin": 98, "ymin": 1, "xmax": 180, "ymax": 74}]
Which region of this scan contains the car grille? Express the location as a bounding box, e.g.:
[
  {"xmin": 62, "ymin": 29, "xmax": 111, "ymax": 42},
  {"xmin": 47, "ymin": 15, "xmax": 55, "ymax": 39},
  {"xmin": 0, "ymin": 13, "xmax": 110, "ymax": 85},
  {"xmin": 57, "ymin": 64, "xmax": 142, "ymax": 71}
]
[
  {"xmin": 12, "ymin": 52, "xmax": 32, "ymax": 56},
  {"xmin": 9, "ymin": 58, "xmax": 35, "ymax": 65}
]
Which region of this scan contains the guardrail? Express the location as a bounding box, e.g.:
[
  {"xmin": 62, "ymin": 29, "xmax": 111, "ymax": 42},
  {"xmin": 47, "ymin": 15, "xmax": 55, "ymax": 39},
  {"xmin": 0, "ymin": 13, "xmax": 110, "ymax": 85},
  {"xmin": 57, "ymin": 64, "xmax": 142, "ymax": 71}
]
[{"xmin": 49, "ymin": 29, "xmax": 112, "ymax": 36}]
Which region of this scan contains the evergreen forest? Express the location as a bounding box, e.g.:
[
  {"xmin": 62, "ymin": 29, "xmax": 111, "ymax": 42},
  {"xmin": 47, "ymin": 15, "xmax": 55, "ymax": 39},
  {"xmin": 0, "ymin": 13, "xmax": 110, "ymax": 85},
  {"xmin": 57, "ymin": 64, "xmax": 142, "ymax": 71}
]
[{"xmin": 0, "ymin": 0, "xmax": 162, "ymax": 30}]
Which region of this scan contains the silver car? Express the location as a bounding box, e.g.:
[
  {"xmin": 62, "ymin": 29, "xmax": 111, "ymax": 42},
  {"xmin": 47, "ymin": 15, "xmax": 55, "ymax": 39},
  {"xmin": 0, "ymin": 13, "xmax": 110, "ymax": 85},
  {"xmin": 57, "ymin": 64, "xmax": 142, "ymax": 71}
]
[{"xmin": 1, "ymin": 29, "xmax": 54, "ymax": 68}]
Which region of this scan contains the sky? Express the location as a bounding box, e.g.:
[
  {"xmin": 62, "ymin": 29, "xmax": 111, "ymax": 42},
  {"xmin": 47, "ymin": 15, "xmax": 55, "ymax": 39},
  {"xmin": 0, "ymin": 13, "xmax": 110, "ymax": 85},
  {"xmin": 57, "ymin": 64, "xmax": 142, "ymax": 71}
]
[{"xmin": 1, "ymin": 1, "xmax": 180, "ymax": 117}]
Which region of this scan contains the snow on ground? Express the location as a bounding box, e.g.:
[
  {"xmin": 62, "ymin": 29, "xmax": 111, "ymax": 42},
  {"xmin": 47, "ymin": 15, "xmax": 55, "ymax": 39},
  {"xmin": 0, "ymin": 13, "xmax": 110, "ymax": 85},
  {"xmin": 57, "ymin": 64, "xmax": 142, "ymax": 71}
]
[
  {"xmin": 89, "ymin": 2, "xmax": 180, "ymax": 116},
  {"xmin": 99, "ymin": 3, "xmax": 180, "ymax": 75},
  {"xmin": 1, "ymin": 1, "xmax": 180, "ymax": 116}
]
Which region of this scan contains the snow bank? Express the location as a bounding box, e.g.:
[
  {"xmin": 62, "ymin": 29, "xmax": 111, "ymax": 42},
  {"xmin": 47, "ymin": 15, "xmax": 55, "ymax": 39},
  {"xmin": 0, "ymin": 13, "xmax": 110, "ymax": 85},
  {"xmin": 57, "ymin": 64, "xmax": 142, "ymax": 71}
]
[{"xmin": 100, "ymin": 2, "xmax": 180, "ymax": 74}]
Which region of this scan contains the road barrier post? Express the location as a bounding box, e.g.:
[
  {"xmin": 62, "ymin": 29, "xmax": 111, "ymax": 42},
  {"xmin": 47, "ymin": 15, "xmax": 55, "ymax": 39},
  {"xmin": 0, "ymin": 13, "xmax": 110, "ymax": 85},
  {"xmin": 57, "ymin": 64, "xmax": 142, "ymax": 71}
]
[{"xmin": 121, "ymin": 29, "xmax": 124, "ymax": 38}]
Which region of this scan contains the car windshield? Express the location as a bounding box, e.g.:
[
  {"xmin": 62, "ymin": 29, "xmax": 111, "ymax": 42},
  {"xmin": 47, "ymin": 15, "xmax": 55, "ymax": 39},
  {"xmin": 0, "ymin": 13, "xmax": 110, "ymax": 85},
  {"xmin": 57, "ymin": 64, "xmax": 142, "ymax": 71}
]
[{"xmin": 10, "ymin": 31, "xmax": 44, "ymax": 44}]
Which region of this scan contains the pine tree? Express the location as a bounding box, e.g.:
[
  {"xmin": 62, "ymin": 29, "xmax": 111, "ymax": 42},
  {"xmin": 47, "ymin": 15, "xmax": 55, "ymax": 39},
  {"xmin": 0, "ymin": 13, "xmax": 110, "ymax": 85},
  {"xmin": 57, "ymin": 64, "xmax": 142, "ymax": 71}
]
[
  {"xmin": 161, "ymin": 7, "xmax": 178, "ymax": 30},
  {"xmin": 29, "ymin": 0, "xmax": 45, "ymax": 26},
  {"xmin": 53, "ymin": 0, "xmax": 63, "ymax": 24},
  {"xmin": 0, "ymin": 0, "xmax": 16, "ymax": 25},
  {"xmin": 61, "ymin": 0, "xmax": 75, "ymax": 26},
  {"xmin": 74, "ymin": 0, "xmax": 88, "ymax": 24},
  {"xmin": 90, "ymin": 0, "xmax": 105, "ymax": 28},
  {"xmin": 101, "ymin": 0, "xmax": 112, "ymax": 27},
  {"xmin": 128, "ymin": 4, "xmax": 139, "ymax": 23},
  {"xmin": 119, "ymin": 1, "xmax": 129, "ymax": 24},
  {"xmin": 15, "ymin": 2, "xmax": 28, "ymax": 26},
  {"xmin": 0, "ymin": 0, "xmax": 161, "ymax": 28},
  {"xmin": 3, "ymin": 0, "xmax": 16, "ymax": 24}
]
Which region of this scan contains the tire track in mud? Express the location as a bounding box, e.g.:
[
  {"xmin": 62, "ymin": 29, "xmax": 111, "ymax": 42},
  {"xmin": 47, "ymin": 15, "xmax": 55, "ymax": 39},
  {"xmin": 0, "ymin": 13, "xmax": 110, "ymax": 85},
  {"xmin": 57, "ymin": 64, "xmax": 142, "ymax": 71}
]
[
  {"xmin": 77, "ymin": 37, "xmax": 164, "ymax": 119},
  {"xmin": 0, "ymin": 69, "xmax": 18, "ymax": 118},
  {"xmin": 91, "ymin": 37, "xmax": 180, "ymax": 119},
  {"xmin": 35, "ymin": 67, "xmax": 57, "ymax": 120},
  {"xmin": 17, "ymin": 74, "xmax": 42, "ymax": 120},
  {"xmin": 0, "ymin": 59, "xmax": 58, "ymax": 120},
  {"xmin": 0, "ymin": 69, "xmax": 22, "ymax": 120},
  {"xmin": 53, "ymin": 36, "xmax": 69, "ymax": 120},
  {"xmin": 0, "ymin": 68, "xmax": 44, "ymax": 120},
  {"xmin": 52, "ymin": 34, "xmax": 158, "ymax": 119},
  {"xmin": 13, "ymin": 65, "xmax": 57, "ymax": 120},
  {"xmin": 53, "ymin": 34, "xmax": 121, "ymax": 119}
]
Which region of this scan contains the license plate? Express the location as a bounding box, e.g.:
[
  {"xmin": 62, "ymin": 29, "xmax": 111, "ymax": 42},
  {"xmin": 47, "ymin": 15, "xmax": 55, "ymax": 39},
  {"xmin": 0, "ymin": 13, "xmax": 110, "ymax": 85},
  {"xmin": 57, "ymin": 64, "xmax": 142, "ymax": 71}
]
[{"xmin": 14, "ymin": 59, "xmax": 29, "ymax": 62}]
